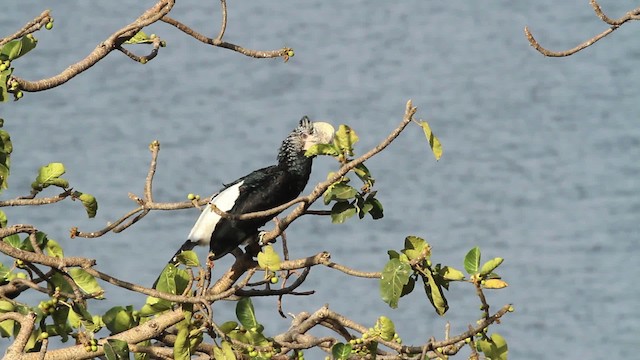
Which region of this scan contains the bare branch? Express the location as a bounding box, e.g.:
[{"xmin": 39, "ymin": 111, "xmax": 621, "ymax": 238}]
[
  {"xmin": 1, "ymin": 312, "xmax": 37, "ymax": 357},
  {"xmin": 216, "ymin": 0, "xmax": 228, "ymax": 42},
  {"xmin": 525, "ymin": 0, "xmax": 640, "ymax": 57},
  {"xmin": 12, "ymin": 0, "xmax": 175, "ymax": 92},
  {"xmin": 0, "ymin": 10, "xmax": 52, "ymax": 46},
  {"xmin": 161, "ymin": 15, "xmax": 292, "ymax": 59},
  {"xmin": 0, "ymin": 190, "xmax": 71, "ymax": 207},
  {"xmin": 0, "ymin": 225, "xmax": 95, "ymax": 268}
]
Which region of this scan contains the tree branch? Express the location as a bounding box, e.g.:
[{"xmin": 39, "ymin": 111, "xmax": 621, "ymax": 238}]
[
  {"xmin": 0, "ymin": 10, "xmax": 52, "ymax": 46},
  {"xmin": 12, "ymin": 0, "xmax": 175, "ymax": 92},
  {"xmin": 525, "ymin": 0, "xmax": 640, "ymax": 57}
]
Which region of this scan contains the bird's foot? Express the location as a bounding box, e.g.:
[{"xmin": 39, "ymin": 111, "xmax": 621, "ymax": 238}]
[
  {"xmin": 258, "ymin": 231, "xmax": 276, "ymax": 246},
  {"xmin": 206, "ymin": 253, "xmax": 215, "ymax": 270}
]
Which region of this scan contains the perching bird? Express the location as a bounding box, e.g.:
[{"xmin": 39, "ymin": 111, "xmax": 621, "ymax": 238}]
[{"xmin": 167, "ymin": 117, "xmax": 334, "ymax": 265}]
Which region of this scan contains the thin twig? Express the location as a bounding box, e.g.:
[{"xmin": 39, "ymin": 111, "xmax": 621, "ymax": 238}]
[
  {"xmin": 12, "ymin": 0, "xmax": 175, "ymax": 92},
  {"xmin": 524, "ymin": 0, "xmax": 640, "ymax": 57},
  {"xmin": 0, "ymin": 190, "xmax": 71, "ymax": 207},
  {"xmin": 161, "ymin": 15, "xmax": 291, "ymax": 58},
  {"xmin": 216, "ymin": 0, "xmax": 228, "ymax": 42},
  {"xmin": 0, "ymin": 10, "xmax": 52, "ymax": 46}
]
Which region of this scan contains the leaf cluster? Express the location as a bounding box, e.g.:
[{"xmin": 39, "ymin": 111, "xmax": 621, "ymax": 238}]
[{"xmin": 307, "ymin": 125, "xmax": 384, "ymax": 223}]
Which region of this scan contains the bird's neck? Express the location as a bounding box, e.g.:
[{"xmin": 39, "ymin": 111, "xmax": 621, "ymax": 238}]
[{"xmin": 278, "ymin": 150, "xmax": 313, "ymax": 178}]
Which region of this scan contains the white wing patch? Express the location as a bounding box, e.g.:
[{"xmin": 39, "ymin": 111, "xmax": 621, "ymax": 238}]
[{"xmin": 187, "ymin": 181, "xmax": 243, "ymax": 246}]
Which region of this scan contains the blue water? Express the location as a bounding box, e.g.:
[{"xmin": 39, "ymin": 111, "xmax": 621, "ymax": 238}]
[{"xmin": 2, "ymin": 1, "xmax": 639, "ymax": 358}]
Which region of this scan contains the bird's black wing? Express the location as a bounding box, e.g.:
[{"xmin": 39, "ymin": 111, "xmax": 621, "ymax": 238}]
[{"xmin": 208, "ymin": 164, "xmax": 307, "ymax": 259}]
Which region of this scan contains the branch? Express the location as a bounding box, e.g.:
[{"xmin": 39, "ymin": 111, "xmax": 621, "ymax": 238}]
[
  {"xmin": 0, "ymin": 225, "xmax": 95, "ymax": 269},
  {"xmin": 274, "ymin": 303, "xmax": 512, "ymax": 358},
  {"xmin": 525, "ymin": 0, "xmax": 640, "ymax": 57},
  {"xmin": 0, "ymin": 190, "xmax": 71, "ymax": 207},
  {"xmin": 12, "ymin": 0, "xmax": 175, "ymax": 92},
  {"xmin": 261, "ymin": 100, "xmax": 417, "ymax": 242},
  {"xmin": 71, "ymin": 140, "xmax": 208, "ymax": 238},
  {"xmin": 19, "ymin": 309, "xmax": 186, "ymax": 360},
  {"xmin": 0, "ymin": 10, "xmax": 52, "ymax": 46},
  {"xmin": 1, "ymin": 312, "xmax": 37, "ymax": 358},
  {"xmin": 160, "ymin": 15, "xmax": 291, "ymax": 59}
]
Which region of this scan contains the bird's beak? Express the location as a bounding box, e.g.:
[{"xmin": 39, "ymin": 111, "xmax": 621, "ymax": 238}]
[{"xmin": 311, "ymin": 122, "xmax": 335, "ymax": 146}]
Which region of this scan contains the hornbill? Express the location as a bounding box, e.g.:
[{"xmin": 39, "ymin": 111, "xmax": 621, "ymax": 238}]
[{"xmin": 165, "ymin": 117, "xmax": 334, "ymax": 267}]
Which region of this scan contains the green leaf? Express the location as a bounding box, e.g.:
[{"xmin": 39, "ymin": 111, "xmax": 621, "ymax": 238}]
[
  {"xmin": 400, "ymin": 276, "xmax": 415, "ymax": 297},
  {"xmin": 419, "ymin": 120, "xmax": 443, "ymax": 160},
  {"xmin": 0, "ymin": 210, "xmax": 6, "ymax": 228},
  {"xmin": 420, "ymin": 269, "xmax": 449, "ymax": 315},
  {"xmin": 3, "ymin": 234, "xmax": 20, "ymax": 249},
  {"xmin": 174, "ymin": 319, "xmax": 191, "ymax": 360},
  {"xmin": 46, "ymin": 177, "xmax": 69, "ymax": 188},
  {"xmin": 139, "ymin": 298, "xmax": 172, "ymax": 316},
  {"xmin": 235, "ymin": 297, "xmax": 258, "ymax": 330},
  {"xmin": 324, "ymin": 182, "xmax": 358, "ymax": 204},
  {"xmin": 220, "ymin": 341, "xmax": 237, "ymax": 360},
  {"xmin": 482, "ymin": 279, "xmax": 509, "ymax": 289},
  {"xmin": 104, "ymin": 339, "xmax": 130, "ymax": 360},
  {"xmin": 402, "ymin": 236, "xmax": 429, "ymax": 261},
  {"xmin": 78, "ymin": 192, "xmax": 98, "ymax": 218},
  {"xmin": 125, "ymin": 30, "xmax": 153, "ymax": 44},
  {"xmin": 0, "ymin": 129, "xmax": 12, "ymax": 191},
  {"xmin": 50, "ymin": 272, "xmax": 74, "ymax": 295},
  {"xmin": 0, "ymin": 69, "xmax": 10, "ymax": 102},
  {"xmin": 50, "ymin": 305, "xmax": 71, "ymax": 342},
  {"xmin": 366, "ymin": 197, "xmax": 384, "ymax": 219},
  {"xmin": 334, "ymin": 124, "xmax": 359, "ymax": 156},
  {"xmin": 478, "ymin": 333, "xmax": 508, "ymax": 360},
  {"xmin": 213, "ymin": 341, "xmax": 237, "ymax": 360},
  {"xmin": 440, "ymin": 266, "xmax": 465, "ymax": 281},
  {"xmin": 69, "ymin": 268, "xmax": 104, "ymax": 299},
  {"xmin": 379, "ymin": 258, "xmax": 412, "ymax": 309},
  {"xmin": 22, "ymin": 231, "xmax": 48, "ymax": 252},
  {"xmin": 103, "ymin": 307, "xmax": 135, "ymax": 334},
  {"xmin": 218, "ymin": 321, "xmax": 239, "ymax": 334},
  {"xmin": 0, "ymin": 35, "xmax": 38, "ymax": 61},
  {"xmin": 155, "ymin": 264, "xmax": 177, "ymax": 294},
  {"xmin": 305, "ymin": 143, "xmax": 340, "ymax": 157},
  {"xmin": 257, "ymin": 245, "xmax": 281, "ymax": 271},
  {"xmin": 331, "ymin": 343, "xmax": 353, "ymax": 360},
  {"xmin": 331, "ymin": 201, "xmax": 357, "ymax": 224},
  {"xmin": 375, "ymin": 316, "xmax": 396, "ymax": 341},
  {"xmin": 0, "ymin": 263, "xmax": 11, "ymax": 282},
  {"xmin": 175, "ymin": 250, "xmax": 199, "ymax": 267},
  {"xmin": 356, "ymin": 195, "xmax": 374, "ymax": 219},
  {"xmin": 353, "ymin": 163, "xmax": 374, "ymax": 187},
  {"xmin": 36, "ymin": 162, "xmax": 65, "ymax": 183},
  {"xmin": 34, "ymin": 162, "xmax": 68, "ymax": 190},
  {"xmin": 479, "ymin": 257, "xmax": 504, "ymax": 276},
  {"xmin": 464, "ymin": 246, "xmax": 481, "ymax": 274},
  {"xmin": 70, "ymin": 303, "xmax": 94, "ymax": 326},
  {"xmin": 45, "ymin": 238, "xmax": 64, "ymax": 258},
  {"xmin": 0, "ymin": 300, "xmax": 15, "ymax": 337},
  {"xmin": 174, "ymin": 268, "xmax": 190, "ymax": 296}
]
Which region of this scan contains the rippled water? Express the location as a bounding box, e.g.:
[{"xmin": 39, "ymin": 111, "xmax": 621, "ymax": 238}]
[{"xmin": 2, "ymin": 1, "xmax": 639, "ymax": 358}]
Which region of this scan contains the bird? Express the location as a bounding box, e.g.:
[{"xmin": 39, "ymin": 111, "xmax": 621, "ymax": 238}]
[{"xmin": 166, "ymin": 117, "xmax": 335, "ymax": 267}]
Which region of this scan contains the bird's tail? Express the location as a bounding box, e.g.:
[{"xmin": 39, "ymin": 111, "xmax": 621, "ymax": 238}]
[
  {"xmin": 152, "ymin": 240, "xmax": 198, "ymax": 288},
  {"xmin": 169, "ymin": 240, "xmax": 198, "ymax": 265}
]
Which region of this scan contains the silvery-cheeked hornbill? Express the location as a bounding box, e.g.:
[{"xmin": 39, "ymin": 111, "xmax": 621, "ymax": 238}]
[{"xmin": 164, "ymin": 117, "xmax": 335, "ymax": 267}]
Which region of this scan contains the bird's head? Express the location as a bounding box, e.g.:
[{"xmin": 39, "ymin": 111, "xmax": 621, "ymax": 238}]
[
  {"xmin": 279, "ymin": 116, "xmax": 335, "ymax": 156},
  {"xmin": 300, "ymin": 116, "xmax": 335, "ymax": 151}
]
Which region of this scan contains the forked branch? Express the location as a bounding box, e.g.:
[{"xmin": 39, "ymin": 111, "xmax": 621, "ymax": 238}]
[{"xmin": 525, "ymin": 0, "xmax": 640, "ymax": 57}]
